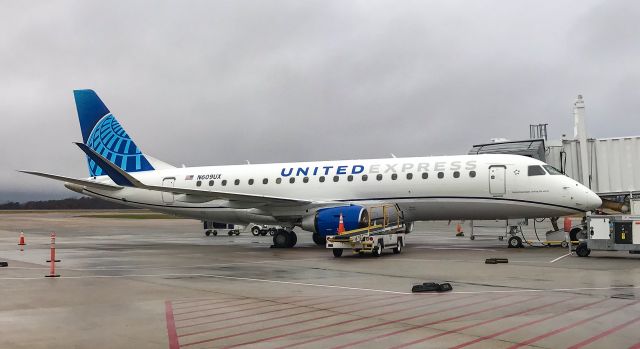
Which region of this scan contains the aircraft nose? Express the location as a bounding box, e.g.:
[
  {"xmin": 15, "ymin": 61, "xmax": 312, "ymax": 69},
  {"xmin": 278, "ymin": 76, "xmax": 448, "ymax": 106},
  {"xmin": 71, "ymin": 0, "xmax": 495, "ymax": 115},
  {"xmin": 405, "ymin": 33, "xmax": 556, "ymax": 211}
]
[{"xmin": 585, "ymin": 190, "xmax": 602, "ymax": 210}]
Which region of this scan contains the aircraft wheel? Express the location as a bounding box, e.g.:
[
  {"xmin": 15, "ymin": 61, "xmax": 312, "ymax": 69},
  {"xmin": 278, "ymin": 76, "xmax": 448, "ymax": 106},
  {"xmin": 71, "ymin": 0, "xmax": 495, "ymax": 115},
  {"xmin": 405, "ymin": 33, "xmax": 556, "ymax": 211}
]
[
  {"xmin": 288, "ymin": 231, "xmax": 297, "ymax": 247},
  {"xmin": 205, "ymin": 230, "xmax": 211, "ymax": 237},
  {"xmin": 508, "ymin": 236, "xmax": 522, "ymax": 248},
  {"xmin": 312, "ymin": 233, "xmax": 325, "ymax": 246},
  {"xmin": 273, "ymin": 230, "xmax": 290, "ymax": 248},
  {"xmin": 333, "ymin": 248, "xmax": 343, "ymax": 257},
  {"xmin": 251, "ymin": 226, "xmax": 260, "ymax": 236}
]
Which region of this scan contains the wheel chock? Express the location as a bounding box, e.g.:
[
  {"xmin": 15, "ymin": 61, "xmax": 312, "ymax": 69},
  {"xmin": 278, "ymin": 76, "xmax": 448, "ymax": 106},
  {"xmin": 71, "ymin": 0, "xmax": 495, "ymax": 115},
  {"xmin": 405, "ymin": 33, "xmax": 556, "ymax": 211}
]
[
  {"xmin": 412, "ymin": 282, "xmax": 453, "ymax": 293},
  {"xmin": 485, "ymin": 258, "xmax": 508, "ymax": 264},
  {"xmin": 0, "ymin": 261, "xmax": 8, "ymax": 267}
]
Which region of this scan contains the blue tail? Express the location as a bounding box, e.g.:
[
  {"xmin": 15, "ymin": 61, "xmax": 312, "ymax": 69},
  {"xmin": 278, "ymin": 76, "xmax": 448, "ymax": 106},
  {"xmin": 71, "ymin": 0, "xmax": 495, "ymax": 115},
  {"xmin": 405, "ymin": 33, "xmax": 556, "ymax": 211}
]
[{"xmin": 73, "ymin": 90, "xmax": 154, "ymax": 177}]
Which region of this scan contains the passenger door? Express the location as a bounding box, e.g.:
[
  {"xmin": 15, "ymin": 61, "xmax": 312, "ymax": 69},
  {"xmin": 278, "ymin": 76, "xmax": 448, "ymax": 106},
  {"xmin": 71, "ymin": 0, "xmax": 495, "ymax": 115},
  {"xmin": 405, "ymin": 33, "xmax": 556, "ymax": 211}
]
[
  {"xmin": 489, "ymin": 165, "xmax": 506, "ymax": 196},
  {"xmin": 162, "ymin": 177, "xmax": 175, "ymax": 204}
]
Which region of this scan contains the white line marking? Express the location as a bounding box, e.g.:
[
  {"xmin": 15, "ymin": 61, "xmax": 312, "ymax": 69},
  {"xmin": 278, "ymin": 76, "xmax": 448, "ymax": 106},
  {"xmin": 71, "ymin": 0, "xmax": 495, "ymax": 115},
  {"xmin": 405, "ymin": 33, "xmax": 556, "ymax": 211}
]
[
  {"xmin": 1, "ymin": 272, "xmax": 639, "ymax": 296},
  {"xmin": 550, "ymin": 253, "xmax": 572, "ymax": 263}
]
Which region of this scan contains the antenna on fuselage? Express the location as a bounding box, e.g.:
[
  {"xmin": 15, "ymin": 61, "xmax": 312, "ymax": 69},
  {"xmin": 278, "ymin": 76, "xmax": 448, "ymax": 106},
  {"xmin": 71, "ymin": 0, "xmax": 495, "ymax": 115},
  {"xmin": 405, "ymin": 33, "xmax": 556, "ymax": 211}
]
[{"xmin": 390, "ymin": 153, "xmax": 397, "ymax": 158}]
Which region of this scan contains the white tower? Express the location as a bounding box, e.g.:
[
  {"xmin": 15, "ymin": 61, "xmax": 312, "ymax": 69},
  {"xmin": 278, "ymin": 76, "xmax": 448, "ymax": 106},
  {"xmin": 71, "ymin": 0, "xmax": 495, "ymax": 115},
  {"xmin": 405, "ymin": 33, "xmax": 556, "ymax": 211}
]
[{"xmin": 573, "ymin": 95, "xmax": 590, "ymax": 187}]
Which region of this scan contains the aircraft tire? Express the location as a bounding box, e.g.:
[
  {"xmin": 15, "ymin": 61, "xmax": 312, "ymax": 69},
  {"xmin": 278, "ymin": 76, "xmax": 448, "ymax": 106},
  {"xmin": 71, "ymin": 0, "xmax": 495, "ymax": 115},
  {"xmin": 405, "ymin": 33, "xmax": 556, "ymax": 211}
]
[
  {"xmin": 312, "ymin": 233, "xmax": 325, "ymax": 246},
  {"xmin": 273, "ymin": 230, "xmax": 290, "ymax": 248},
  {"xmin": 287, "ymin": 231, "xmax": 298, "ymax": 247}
]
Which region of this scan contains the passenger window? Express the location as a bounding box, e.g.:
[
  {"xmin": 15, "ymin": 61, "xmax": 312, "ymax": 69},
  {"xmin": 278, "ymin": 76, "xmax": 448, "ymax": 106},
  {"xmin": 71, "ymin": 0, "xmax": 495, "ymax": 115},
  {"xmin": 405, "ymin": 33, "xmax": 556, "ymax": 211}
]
[
  {"xmin": 376, "ymin": 174, "xmax": 383, "ymax": 181},
  {"xmin": 543, "ymin": 165, "xmax": 563, "ymax": 175},
  {"xmin": 196, "ymin": 180, "xmax": 202, "ymax": 187},
  {"xmin": 453, "ymin": 171, "xmax": 460, "ymax": 178},
  {"xmin": 262, "ymin": 178, "xmax": 268, "ymax": 184},
  {"xmin": 289, "ymin": 177, "xmax": 295, "ymax": 184},
  {"xmin": 437, "ymin": 172, "xmax": 444, "ymax": 179},
  {"xmin": 406, "ymin": 173, "xmax": 413, "ymax": 180},
  {"xmin": 209, "ymin": 180, "xmax": 214, "ymax": 186},
  {"xmin": 276, "ymin": 178, "xmax": 282, "ymax": 184},
  {"xmin": 303, "ymin": 177, "xmax": 309, "ymax": 183},
  {"xmin": 391, "ymin": 173, "xmax": 398, "ymax": 180},
  {"xmin": 333, "ymin": 176, "xmax": 339, "ymax": 182},
  {"xmin": 319, "ymin": 176, "xmax": 325, "ymax": 183},
  {"xmin": 347, "ymin": 175, "xmax": 353, "ymax": 182},
  {"xmin": 528, "ymin": 165, "xmax": 546, "ymax": 176},
  {"xmin": 362, "ymin": 174, "xmax": 368, "ymax": 181},
  {"xmin": 422, "ymin": 172, "xmax": 428, "ymax": 179},
  {"xmin": 234, "ymin": 179, "xmax": 240, "ymax": 185},
  {"xmin": 469, "ymin": 171, "xmax": 476, "ymax": 178},
  {"xmin": 221, "ymin": 180, "xmax": 227, "ymax": 186},
  {"xmin": 248, "ymin": 179, "xmax": 254, "ymax": 185}
]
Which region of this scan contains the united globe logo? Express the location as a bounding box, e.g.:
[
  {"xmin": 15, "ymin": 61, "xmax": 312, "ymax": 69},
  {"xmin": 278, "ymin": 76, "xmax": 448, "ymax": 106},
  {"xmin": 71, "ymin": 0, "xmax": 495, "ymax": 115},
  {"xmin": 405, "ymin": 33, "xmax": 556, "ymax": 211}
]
[{"xmin": 86, "ymin": 114, "xmax": 152, "ymax": 176}]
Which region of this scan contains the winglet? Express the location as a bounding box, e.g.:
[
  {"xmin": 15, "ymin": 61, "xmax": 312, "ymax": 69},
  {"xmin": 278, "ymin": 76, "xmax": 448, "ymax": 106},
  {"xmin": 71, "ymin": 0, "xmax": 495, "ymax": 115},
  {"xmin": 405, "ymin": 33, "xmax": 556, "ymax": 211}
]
[{"xmin": 74, "ymin": 142, "xmax": 143, "ymax": 187}]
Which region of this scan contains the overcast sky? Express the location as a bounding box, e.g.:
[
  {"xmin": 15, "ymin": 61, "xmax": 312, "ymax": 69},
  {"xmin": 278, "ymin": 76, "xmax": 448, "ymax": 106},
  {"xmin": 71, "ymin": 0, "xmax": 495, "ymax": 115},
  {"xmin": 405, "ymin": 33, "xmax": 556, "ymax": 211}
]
[{"xmin": 1, "ymin": 0, "xmax": 639, "ymax": 202}]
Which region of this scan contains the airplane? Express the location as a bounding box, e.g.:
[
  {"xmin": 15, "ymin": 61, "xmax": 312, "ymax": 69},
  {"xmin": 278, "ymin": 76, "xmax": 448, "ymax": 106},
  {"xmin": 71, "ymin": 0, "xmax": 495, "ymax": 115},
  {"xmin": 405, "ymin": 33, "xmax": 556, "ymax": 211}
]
[{"xmin": 21, "ymin": 90, "xmax": 602, "ymax": 248}]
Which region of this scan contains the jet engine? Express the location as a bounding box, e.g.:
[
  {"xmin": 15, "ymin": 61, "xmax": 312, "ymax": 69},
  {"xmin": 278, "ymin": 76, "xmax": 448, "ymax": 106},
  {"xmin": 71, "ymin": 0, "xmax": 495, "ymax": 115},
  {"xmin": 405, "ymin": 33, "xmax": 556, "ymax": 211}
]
[{"xmin": 302, "ymin": 205, "xmax": 369, "ymax": 237}]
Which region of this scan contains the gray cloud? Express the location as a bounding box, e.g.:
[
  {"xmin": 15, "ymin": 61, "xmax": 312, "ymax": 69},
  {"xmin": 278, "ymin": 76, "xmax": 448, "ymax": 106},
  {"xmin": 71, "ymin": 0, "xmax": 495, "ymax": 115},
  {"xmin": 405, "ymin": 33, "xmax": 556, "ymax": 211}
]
[{"xmin": 1, "ymin": 0, "xmax": 639, "ymax": 201}]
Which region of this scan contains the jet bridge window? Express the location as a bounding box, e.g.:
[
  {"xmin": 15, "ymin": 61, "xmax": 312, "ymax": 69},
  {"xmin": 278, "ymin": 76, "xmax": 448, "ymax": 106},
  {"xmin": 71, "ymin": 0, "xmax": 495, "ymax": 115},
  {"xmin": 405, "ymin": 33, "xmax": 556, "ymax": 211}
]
[
  {"xmin": 528, "ymin": 165, "xmax": 546, "ymax": 176},
  {"xmin": 543, "ymin": 165, "xmax": 563, "ymax": 175}
]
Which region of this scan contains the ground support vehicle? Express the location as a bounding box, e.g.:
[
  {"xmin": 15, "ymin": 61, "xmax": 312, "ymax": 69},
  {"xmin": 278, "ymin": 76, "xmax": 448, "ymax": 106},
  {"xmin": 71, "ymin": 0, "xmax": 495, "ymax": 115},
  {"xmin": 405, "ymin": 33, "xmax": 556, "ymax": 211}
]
[{"xmin": 575, "ymin": 214, "xmax": 640, "ymax": 257}]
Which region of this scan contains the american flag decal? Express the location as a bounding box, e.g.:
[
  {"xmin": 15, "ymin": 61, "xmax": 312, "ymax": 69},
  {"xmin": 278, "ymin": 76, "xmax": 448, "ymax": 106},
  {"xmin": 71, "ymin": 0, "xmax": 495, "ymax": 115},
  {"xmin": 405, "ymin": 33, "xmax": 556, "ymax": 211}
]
[{"xmin": 185, "ymin": 175, "xmax": 194, "ymax": 180}]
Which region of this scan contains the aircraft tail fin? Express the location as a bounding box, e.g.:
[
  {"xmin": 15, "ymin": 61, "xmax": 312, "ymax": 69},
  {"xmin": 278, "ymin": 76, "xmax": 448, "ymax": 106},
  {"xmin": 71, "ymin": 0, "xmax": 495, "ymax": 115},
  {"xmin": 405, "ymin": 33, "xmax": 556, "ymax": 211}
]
[{"xmin": 73, "ymin": 89, "xmax": 155, "ymax": 177}]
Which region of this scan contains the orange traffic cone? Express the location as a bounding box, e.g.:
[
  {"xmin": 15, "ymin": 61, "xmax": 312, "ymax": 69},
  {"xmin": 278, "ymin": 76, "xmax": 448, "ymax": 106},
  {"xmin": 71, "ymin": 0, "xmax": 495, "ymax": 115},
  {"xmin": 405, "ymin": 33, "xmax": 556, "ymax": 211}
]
[
  {"xmin": 18, "ymin": 232, "xmax": 26, "ymax": 246},
  {"xmin": 455, "ymin": 223, "xmax": 464, "ymax": 237},
  {"xmin": 337, "ymin": 213, "xmax": 345, "ymax": 234}
]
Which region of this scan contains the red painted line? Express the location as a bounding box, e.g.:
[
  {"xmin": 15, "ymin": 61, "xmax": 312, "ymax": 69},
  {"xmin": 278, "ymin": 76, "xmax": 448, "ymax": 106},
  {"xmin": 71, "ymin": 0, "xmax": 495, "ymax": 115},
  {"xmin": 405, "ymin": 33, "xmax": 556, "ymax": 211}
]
[
  {"xmin": 173, "ymin": 298, "xmax": 245, "ymax": 311},
  {"xmin": 332, "ymin": 295, "xmax": 521, "ymax": 349},
  {"xmin": 186, "ymin": 294, "xmax": 471, "ymax": 348},
  {"xmin": 629, "ymin": 342, "xmax": 640, "ymax": 349},
  {"xmin": 176, "ymin": 300, "xmax": 284, "ymax": 322},
  {"xmin": 172, "ymin": 298, "xmax": 240, "ymax": 306},
  {"xmin": 568, "ymin": 313, "xmax": 640, "ymax": 349},
  {"xmin": 390, "ymin": 296, "xmax": 562, "ymax": 349},
  {"xmin": 254, "ymin": 295, "xmax": 486, "ymax": 349},
  {"xmin": 179, "ymin": 292, "xmax": 418, "ymax": 337},
  {"xmin": 507, "ymin": 300, "xmax": 640, "ymax": 349},
  {"xmin": 175, "ymin": 294, "xmax": 380, "ymax": 330},
  {"xmin": 450, "ymin": 298, "xmax": 608, "ymax": 349},
  {"xmin": 174, "ymin": 299, "xmax": 266, "ymax": 316},
  {"xmin": 165, "ymin": 301, "xmax": 180, "ymax": 349},
  {"xmin": 174, "ymin": 299, "xmax": 265, "ymax": 318}
]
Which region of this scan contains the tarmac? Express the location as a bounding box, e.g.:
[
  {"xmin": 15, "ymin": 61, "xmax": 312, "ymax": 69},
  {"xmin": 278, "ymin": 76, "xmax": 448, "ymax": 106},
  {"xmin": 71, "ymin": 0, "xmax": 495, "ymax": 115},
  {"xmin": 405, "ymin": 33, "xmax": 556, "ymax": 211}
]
[{"xmin": 1, "ymin": 211, "xmax": 639, "ymax": 349}]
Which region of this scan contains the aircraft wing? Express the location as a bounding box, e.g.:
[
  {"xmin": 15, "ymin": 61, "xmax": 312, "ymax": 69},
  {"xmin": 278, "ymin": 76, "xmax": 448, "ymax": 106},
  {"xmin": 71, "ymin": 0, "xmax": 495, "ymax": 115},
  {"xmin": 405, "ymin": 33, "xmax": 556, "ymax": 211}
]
[
  {"xmin": 18, "ymin": 170, "xmax": 124, "ymax": 191},
  {"xmin": 72, "ymin": 142, "xmax": 313, "ymax": 206}
]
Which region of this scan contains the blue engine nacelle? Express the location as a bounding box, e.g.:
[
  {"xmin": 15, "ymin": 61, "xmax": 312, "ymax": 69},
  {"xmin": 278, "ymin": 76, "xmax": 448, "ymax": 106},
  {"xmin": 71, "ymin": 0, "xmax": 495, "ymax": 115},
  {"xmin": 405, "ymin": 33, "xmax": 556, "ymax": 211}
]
[{"xmin": 301, "ymin": 206, "xmax": 369, "ymax": 237}]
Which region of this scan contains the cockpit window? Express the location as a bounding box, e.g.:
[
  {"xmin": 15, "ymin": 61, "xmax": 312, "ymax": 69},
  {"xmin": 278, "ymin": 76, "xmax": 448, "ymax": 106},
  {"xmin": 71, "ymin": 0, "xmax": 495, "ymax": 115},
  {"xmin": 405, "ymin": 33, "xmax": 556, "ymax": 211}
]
[
  {"xmin": 543, "ymin": 165, "xmax": 563, "ymax": 175},
  {"xmin": 528, "ymin": 165, "xmax": 546, "ymax": 176}
]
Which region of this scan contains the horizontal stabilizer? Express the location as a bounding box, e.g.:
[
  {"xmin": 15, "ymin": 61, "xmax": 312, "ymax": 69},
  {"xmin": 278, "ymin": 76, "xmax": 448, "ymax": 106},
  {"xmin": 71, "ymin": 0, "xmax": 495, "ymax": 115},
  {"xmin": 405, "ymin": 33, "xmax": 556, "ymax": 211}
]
[
  {"xmin": 74, "ymin": 142, "xmax": 143, "ymax": 187},
  {"xmin": 18, "ymin": 171, "xmax": 123, "ymax": 190}
]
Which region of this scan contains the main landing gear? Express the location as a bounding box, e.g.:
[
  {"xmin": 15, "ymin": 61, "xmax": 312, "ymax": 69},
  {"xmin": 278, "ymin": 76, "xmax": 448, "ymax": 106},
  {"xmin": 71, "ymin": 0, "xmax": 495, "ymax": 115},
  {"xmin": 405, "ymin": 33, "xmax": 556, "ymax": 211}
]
[{"xmin": 272, "ymin": 229, "xmax": 297, "ymax": 248}]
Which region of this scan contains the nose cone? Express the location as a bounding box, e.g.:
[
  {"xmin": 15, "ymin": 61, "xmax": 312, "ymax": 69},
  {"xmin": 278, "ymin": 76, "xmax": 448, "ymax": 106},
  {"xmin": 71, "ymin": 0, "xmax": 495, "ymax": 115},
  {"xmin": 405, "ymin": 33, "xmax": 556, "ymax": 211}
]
[{"xmin": 585, "ymin": 190, "xmax": 602, "ymax": 210}]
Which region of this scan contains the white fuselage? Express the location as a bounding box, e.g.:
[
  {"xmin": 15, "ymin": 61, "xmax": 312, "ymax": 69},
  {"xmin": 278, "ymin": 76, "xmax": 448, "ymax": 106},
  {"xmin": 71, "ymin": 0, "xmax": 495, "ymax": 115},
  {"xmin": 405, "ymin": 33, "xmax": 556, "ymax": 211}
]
[{"xmin": 73, "ymin": 154, "xmax": 601, "ymax": 227}]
